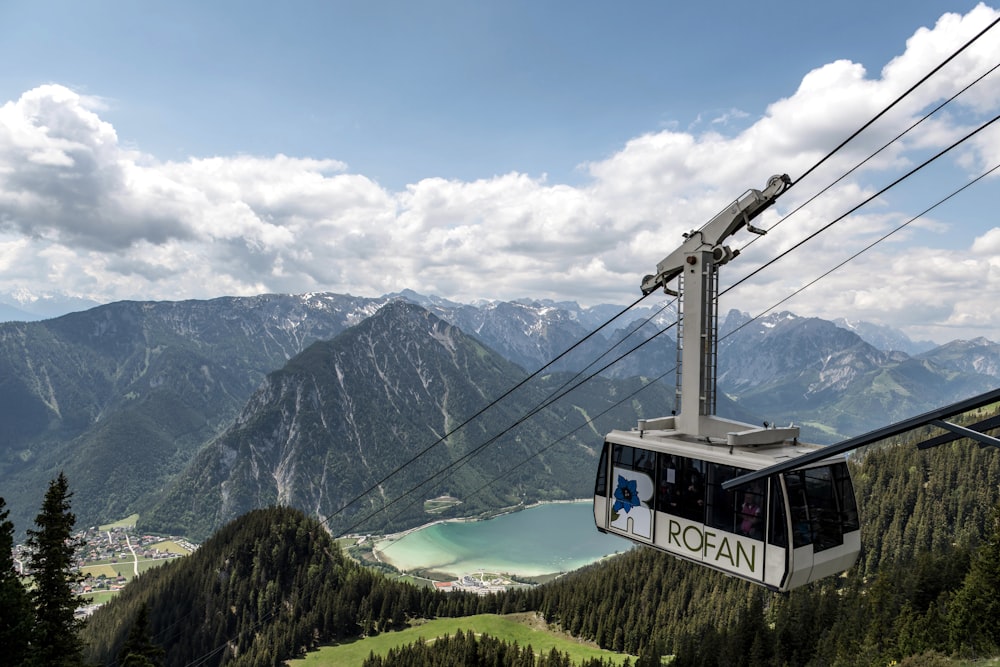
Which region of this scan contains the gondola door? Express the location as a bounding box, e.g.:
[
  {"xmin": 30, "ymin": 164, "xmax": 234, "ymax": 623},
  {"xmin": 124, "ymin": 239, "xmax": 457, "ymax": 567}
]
[{"xmin": 605, "ymin": 443, "xmax": 656, "ymax": 545}]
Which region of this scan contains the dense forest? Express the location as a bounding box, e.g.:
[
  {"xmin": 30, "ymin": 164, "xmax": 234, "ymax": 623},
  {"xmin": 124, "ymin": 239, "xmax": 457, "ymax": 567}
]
[
  {"xmin": 498, "ymin": 427, "xmax": 1000, "ymax": 666},
  {"xmin": 77, "ymin": 408, "xmax": 1000, "ymax": 666},
  {"xmin": 83, "ymin": 507, "xmax": 491, "ymax": 666},
  {"xmin": 359, "ymin": 628, "xmax": 627, "ymax": 667}
]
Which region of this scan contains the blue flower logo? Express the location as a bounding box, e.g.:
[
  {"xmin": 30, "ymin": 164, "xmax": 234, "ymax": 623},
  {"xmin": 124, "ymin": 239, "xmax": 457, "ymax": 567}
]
[{"xmin": 613, "ymin": 475, "xmax": 640, "ymax": 514}]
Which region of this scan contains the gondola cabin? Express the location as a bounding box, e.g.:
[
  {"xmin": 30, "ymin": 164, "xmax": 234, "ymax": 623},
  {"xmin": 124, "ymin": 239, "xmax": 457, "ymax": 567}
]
[
  {"xmin": 593, "ymin": 419, "xmax": 860, "ymax": 592},
  {"xmin": 597, "ymin": 174, "xmax": 861, "ymax": 591}
]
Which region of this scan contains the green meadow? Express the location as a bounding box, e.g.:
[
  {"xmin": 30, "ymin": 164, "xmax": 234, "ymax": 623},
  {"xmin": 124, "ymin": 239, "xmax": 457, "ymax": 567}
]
[{"xmin": 288, "ymin": 613, "xmax": 636, "ymax": 666}]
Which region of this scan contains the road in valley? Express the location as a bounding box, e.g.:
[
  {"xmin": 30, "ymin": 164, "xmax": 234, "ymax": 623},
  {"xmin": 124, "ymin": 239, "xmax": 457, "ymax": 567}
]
[{"xmin": 124, "ymin": 533, "xmax": 139, "ymax": 576}]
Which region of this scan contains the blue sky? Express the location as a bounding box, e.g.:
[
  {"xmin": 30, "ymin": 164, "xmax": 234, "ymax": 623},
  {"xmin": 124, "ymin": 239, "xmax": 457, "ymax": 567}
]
[
  {"xmin": 1, "ymin": 1, "xmax": 966, "ymax": 188},
  {"xmin": 0, "ymin": 1, "xmax": 998, "ymax": 343}
]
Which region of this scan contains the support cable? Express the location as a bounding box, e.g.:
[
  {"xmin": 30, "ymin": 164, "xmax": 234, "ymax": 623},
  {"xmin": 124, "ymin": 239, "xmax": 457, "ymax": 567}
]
[
  {"xmin": 399, "ymin": 160, "xmax": 1000, "ymax": 520},
  {"xmin": 335, "ymin": 318, "xmax": 676, "ymax": 537},
  {"xmin": 794, "ymin": 14, "xmax": 999, "ymax": 186},
  {"xmin": 384, "ymin": 360, "xmax": 678, "ymax": 529},
  {"xmin": 722, "ymin": 161, "xmax": 1000, "ymax": 340},
  {"xmin": 739, "ymin": 59, "xmax": 1000, "ymax": 255},
  {"xmin": 723, "ymin": 110, "xmax": 1000, "ymax": 297},
  {"xmin": 518, "ymin": 297, "xmax": 677, "ymax": 419},
  {"xmin": 315, "ymin": 291, "xmax": 653, "ymax": 530},
  {"xmin": 345, "ymin": 297, "xmax": 677, "ymax": 533}
]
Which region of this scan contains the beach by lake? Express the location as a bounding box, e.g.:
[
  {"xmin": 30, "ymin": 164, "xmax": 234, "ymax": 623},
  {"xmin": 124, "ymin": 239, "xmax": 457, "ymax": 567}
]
[{"xmin": 374, "ymin": 501, "xmax": 631, "ymax": 578}]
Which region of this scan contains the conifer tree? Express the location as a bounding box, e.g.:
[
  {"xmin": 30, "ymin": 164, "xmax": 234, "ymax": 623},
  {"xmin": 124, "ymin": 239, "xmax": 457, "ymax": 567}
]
[
  {"xmin": 636, "ymin": 637, "xmax": 666, "ymax": 667},
  {"xmin": 118, "ymin": 603, "xmax": 165, "ymax": 667},
  {"xmin": 948, "ymin": 503, "xmax": 1000, "ymax": 656},
  {"xmin": 24, "ymin": 472, "xmax": 85, "ymax": 667},
  {"xmin": 0, "ymin": 496, "xmax": 32, "ymax": 665}
]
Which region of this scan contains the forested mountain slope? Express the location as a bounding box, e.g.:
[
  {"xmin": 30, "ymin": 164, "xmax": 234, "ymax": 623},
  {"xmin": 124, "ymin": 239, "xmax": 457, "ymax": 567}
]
[
  {"xmin": 513, "ymin": 409, "xmax": 1000, "ymax": 665},
  {"xmin": 83, "ymin": 405, "xmax": 1000, "ymax": 667},
  {"xmin": 143, "ymin": 301, "xmax": 673, "ymax": 539},
  {"xmin": 82, "ymin": 505, "xmax": 489, "ymax": 666}
]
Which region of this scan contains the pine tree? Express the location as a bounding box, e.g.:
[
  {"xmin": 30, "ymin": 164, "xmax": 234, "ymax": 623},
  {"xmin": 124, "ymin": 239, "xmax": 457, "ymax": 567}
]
[
  {"xmin": 0, "ymin": 497, "xmax": 32, "ymax": 665},
  {"xmin": 118, "ymin": 603, "xmax": 165, "ymax": 667},
  {"xmin": 948, "ymin": 503, "xmax": 1000, "ymax": 656},
  {"xmin": 24, "ymin": 472, "xmax": 85, "ymax": 667},
  {"xmin": 636, "ymin": 637, "xmax": 666, "ymax": 667}
]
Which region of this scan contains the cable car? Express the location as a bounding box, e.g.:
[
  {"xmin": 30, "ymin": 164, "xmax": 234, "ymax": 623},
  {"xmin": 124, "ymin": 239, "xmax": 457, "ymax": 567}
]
[
  {"xmin": 594, "ymin": 174, "xmax": 861, "ymax": 591},
  {"xmin": 594, "ymin": 422, "xmax": 860, "ymax": 591}
]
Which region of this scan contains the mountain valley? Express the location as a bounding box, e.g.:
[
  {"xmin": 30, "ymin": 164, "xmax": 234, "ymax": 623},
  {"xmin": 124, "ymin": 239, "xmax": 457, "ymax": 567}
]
[{"xmin": 0, "ymin": 291, "xmax": 997, "ymax": 542}]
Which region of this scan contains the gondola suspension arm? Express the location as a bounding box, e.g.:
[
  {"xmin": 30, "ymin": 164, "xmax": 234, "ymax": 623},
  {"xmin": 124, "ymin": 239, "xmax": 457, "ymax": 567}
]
[{"xmin": 640, "ymin": 174, "xmax": 791, "ymax": 296}]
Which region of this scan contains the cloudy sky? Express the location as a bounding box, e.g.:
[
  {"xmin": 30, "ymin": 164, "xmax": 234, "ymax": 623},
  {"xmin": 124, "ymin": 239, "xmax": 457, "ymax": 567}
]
[{"xmin": 0, "ymin": 1, "xmax": 998, "ymax": 343}]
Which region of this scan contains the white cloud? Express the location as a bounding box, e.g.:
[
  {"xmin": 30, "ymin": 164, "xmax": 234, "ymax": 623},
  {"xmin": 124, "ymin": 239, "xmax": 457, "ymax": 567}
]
[
  {"xmin": 711, "ymin": 108, "xmax": 750, "ymax": 126},
  {"xmin": 0, "ymin": 5, "xmax": 999, "ymax": 343},
  {"xmin": 0, "ymin": 85, "xmax": 193, "ymax": 250},
  {"xmin": 972, "ymin": 227, "xmax": 1000, "ymax": 254}
]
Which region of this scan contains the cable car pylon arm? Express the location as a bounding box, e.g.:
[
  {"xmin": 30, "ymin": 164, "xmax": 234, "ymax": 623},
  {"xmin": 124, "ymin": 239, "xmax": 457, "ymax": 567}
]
[
  {"xmin": 722, "ymin": 386, "xmax": 1000, "ymax": 490},
  {"xmin": 928, "ymin": 419, "xmax": 1000, "ymax": 449},
  {"xmin": 917, "ymin": 413, "xmax": 1000, "ymax": 450},
  {"xmin": 596, "ymin": 173, "xmax": 867, "ymax": 592},
  {"xmin": 641, "ymin": 174, "xmax": 791, "ymax": 296},
  {"xmin": 639, "ymin": 173, "xmax": 792, "ymax": 440}
]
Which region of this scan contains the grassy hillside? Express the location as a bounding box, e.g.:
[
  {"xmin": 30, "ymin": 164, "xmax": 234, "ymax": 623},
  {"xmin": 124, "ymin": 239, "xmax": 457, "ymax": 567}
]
[{"xmin": 289, "ymin": 613, "xmax": 635, "ymax": 667}]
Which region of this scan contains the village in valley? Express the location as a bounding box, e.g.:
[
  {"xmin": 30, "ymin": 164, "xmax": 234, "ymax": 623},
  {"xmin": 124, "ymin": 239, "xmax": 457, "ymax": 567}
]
[
  {"xmin": 11, "ymin": 512, "xmax": 519, "ymax": 620},
  {"xmin": 431, "ymin": 572, "xmax": 517, "ymax": 595},
  {"xmin": 11, "ymin": 515, "xmax": 197, "ymax": 616}
]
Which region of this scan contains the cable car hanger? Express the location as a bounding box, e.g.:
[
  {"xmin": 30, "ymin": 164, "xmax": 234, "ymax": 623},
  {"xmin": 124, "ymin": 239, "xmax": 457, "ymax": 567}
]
[
  {"xmin": 595, "ymin": 174, "xmax": 864, "ymax": 591},
  {"xmin": 594, "ymin": 172, "xmax": 999, "ymax": 591},
  {"xmin": 639, "ymin": 173, "xmax": 794, "ymax": 444}
]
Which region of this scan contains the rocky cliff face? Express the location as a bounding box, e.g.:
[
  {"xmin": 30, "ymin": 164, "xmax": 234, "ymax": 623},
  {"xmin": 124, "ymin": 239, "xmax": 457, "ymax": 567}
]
[
  {"xmin": 832, "ymin": 317, "xmax": 936, "ymax": 355},
  {"xmin": 917, "ymin": 337, "xmax": 1000, "ymax": 378},
  {"xmin": 717, "ymin": 310, "xmax": 997, "ymax": 441},
  {"xmin": 143, "ymin": 301, "xmax": 660, "ymax": 539},
  {"xmin": 395, "ymin": 289, "xmax": 679, "ymax": 375},
  {"xmin": 0, "ymin": 293, "xmax": 387, "ymax": 534},
  {"xmin": 1, "ymin": 291, "xmax": 995, "ymax": 539},
  {"xmin": 718, "ymin": 311, "xmax": 894, "ymax": 395}
]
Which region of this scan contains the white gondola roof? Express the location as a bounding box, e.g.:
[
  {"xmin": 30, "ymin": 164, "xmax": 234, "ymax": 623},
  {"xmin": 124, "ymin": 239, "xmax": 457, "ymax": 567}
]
[{"xmin": 605, "ymin": 427, "xmax": 835, "ymax": 472}]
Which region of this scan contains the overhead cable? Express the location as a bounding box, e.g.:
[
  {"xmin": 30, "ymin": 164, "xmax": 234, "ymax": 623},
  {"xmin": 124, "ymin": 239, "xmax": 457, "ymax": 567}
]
[
  {"xmin": 416, "ymin": 160, "xmax": 1000, "ymax": 518},
  {"xmin": 336, "ymin": 317, "xmax": 675, "ymax": 536},
  {"xmin": 316, "ymin": 291, "xmax": 652, "ymax": 530},
  {"xmin": 723, "ymin": 160, "xmax": 1000, "ymax": 339},
  {"xmin": 739, "ymin": 59, "xmax": 1000, "ymax": 255},
  {"xmin": 794, "ymin": 14, "xmax": 1000, "ymax": 185},
  {"xmin": 724, "ymin": 110, "xmax": 1000, "ymax": 296}
]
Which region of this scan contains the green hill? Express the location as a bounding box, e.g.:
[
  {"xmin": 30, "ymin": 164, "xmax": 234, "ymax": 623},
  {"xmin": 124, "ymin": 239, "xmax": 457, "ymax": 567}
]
[
  {"xmin": 289, "ymin": 614, "xmax": 633, "ymax": 666},
  {"xmin": 81, "ymin": 403, "xmax": 1000, "ymax": 666},
  {"xmin": 82, "ymin": 506, "xmax": 465, "ymax": 666}
]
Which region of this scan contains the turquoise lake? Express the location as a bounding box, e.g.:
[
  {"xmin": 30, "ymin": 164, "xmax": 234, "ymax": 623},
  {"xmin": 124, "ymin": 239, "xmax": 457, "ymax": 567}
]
[{"xmin": 375, "ymin": 501, "xmax": 632, "ymax": 577}]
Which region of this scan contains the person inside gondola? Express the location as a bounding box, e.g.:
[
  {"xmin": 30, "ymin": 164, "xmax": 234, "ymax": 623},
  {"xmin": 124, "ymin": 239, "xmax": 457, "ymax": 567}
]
[
  {"xmin": 657, "ymin": 456, "xmax": 678, "ymax": 514},
  {"xmin": 682, "ymin": 470, "xmax": 705, "ymax": 522},
  {"xmin": 739, "ymin": 490, "xmax": 762, "ymax": 538}
]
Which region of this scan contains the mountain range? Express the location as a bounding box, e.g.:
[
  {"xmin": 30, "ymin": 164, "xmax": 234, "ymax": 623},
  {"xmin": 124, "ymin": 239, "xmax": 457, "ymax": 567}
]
[
  {"xmin": 1, "ymin": 290, "xmax": 997, "ymax": 541},
  {"xmin": 141, "ymin": 300, "xmax": 670, "ymax": 539},
  {"xmin": 0, "ymin": 289, "xmax": 101, "ymax": 323}
]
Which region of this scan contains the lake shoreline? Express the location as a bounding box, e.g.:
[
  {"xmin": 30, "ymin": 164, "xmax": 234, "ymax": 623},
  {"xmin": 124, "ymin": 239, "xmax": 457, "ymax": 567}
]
[
  {"xmin": 367, "ymin": 500, "xmax": 626, "ymax": 579},
  {"xmin": 370, "ymin": 498, "xmax": 590, "ymax": 555}
]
